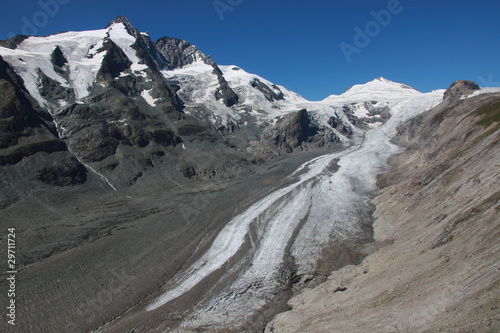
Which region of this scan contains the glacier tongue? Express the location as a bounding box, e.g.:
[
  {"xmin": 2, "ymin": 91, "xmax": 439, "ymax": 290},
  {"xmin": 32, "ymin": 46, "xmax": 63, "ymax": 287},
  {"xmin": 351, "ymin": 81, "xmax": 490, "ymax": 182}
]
[{"xmin": 143, "ymin": 90, "xmax": 444, "ymax": 330}]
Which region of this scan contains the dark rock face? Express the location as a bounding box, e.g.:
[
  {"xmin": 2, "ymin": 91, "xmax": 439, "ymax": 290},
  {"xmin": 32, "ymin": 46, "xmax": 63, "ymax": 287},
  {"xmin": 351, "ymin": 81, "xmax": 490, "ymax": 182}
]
[
  {"xmin": 250, "ymin": 109, "xmax": 340, "ymax": 157},
  {"xmin": 443, "ymin": 80, "xmax": 480, "ymax": 101},
  {"xmin": 37, "ymin": 69, "xmax": 73, "ymax": 101},
  {"xmin": 0, "ymin": 56, "xmax": 87, "ymax": 186},
  {"xmin": 51, "ymin": 46, "xmax": 68, "ymax": 69},
  {"xmin": 34, "ymin": 153, "xmax": 87, "ymax": 186},
  {"xmin": 250, "ymin": 78, "xmax": 284, "ymax": 102},
  {"xmin": 328, "ymin": 117, "xmax": 353, "ymax": 138},
  {"xmin": 341, "ymin": 102, "xmax": 391, "ymax": 128},
  {"xmin": 155, "ymin": 37, "xmax": 206, "ymax": 69},
  {"xmin": 213, "ymin": 66, "xmax": 239, "ymax": 107},
  {"xmin": 96, "ymin": 39, "xmax": 133, "ymax": 81},
  {"xmin": 55, "ymin": 92, "xmax": 184, "ymax": 164},
  {"xmin": 0, "ymin": 35, "xmax": 29, "ymax": 49},
  {"xmin": 155, "ymin": 37, "xmax": 239, "ymax": 107},
  {"xmin": 270, "ymin": 109, "xmax": 320, "ymax": 152}
]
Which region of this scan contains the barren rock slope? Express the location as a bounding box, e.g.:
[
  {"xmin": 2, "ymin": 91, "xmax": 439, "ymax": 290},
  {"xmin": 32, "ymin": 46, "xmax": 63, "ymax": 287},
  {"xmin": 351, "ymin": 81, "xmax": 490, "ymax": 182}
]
[{"xmin": 266, "ymin": 90, "xmax": 500, "ymax": 332}]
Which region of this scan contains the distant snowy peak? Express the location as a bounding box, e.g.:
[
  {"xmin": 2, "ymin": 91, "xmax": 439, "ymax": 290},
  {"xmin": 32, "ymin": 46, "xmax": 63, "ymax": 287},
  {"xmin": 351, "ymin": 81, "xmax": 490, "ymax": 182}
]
[
  {"xmin": 324, "ymin": 77, "xmax": 421, "ymax": 104},
  {"xmin": 373, "ymin": 77, "xmax": 416, "ymax": 90}
]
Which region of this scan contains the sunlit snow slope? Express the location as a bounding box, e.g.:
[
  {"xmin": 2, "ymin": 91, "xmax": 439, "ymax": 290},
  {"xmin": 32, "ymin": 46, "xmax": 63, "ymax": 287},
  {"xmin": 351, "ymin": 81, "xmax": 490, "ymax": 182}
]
[{"xmin": 0, "ymin": 21, "xmax": 439, "ymax": 142}]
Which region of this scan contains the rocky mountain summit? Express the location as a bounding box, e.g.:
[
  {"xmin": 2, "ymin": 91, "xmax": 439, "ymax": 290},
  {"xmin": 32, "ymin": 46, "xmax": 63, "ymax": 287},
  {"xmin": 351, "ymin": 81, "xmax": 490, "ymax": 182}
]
[
  {"xmin": 0, "ymin": 16, "xmax": 432, "ymax": 195},
  {"xmin": 443, "ymin": 79, "xmax": 480, "ymax": 101},
  {"xmin": 1, "ymin": 15, "xmax": 498, "ymax": 333},
  {"xmin": 0, "ymin": 16, "xmax": 350, "ymax": 193}
]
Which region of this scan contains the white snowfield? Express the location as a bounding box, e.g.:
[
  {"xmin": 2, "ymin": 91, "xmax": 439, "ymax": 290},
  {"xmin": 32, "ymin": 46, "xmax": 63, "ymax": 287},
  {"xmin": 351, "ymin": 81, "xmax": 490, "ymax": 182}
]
[
  {"xmin": 324, "ymin": 77, "xmax": 421, "ymax": 104},
  {"xmin": 0, "ymin": 22, "xmax": 152, "ymax": 110},
  {"xmin": 0, "ymin": 23, "xmax": 156, "ymax": 112},
  {"xmin": 146, "ymin": 90, "xmax": 445, "ymax": 329},
  {"xmin": 0, "ymin": 29, "xmax": 107, "ymax": 108},
  {"xmin": 161, "ymin": 62, "xmax": 243, "ymax": 127}
]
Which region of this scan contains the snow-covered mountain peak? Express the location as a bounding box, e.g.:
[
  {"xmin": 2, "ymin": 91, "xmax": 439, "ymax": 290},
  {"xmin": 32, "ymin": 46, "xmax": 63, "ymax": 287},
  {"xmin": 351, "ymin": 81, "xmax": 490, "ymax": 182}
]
[
  {"xmin": 107, "ymin": 15, "xmax": 136, "ymax": 32},
  {"xmin": 0, "ymin": 17, "xmax": 161, "ymax": 107},
  {"xmin": 324, "ymin": 77, "xmax": 421, "ymax": 105},
  {"xmin": 373, "ymin": 76, "xmax": 417, "ymax": 90},
  {"xmin": 0, "ymin": 15, "xmax": 448, "ymax": 196},
  {"xmin": 106, "ymin": 22, "xmax": 145, "ymax": 69},
  {"xmin": 0, "ymin": 16, "xmax": 445, "ymax": 152}
]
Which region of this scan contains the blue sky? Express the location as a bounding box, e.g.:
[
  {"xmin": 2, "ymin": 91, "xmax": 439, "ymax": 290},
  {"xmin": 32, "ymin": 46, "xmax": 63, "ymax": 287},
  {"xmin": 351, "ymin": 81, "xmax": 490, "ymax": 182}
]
[{"xmin": 0, "ymin": 0, "xmax": 499, "ymax": 100}]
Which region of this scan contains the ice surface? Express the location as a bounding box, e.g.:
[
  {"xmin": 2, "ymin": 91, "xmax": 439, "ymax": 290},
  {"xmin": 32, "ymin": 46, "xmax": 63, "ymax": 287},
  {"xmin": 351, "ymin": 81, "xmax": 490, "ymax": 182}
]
[
  {"xmin": 147, "ymin": 90, "xmax": 444, "ymax": 329},
  {"xmin": 145, "ymin": 149, "xmax": 345, "ymax": 311}
]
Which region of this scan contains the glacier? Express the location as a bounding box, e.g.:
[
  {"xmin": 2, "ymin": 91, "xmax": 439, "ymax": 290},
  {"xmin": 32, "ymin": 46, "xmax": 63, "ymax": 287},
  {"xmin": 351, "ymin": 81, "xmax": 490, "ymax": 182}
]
[{"xmin": 145, "ymin": 89, "xmax": 444, "ymax": 330}]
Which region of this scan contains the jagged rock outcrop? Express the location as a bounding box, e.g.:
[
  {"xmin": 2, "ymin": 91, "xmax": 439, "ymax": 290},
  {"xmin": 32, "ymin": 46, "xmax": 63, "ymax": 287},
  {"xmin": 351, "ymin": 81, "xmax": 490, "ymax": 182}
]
[
  {"xmin": 155, "ymin": 36, "xmax": 239, "ymax": 107},
  {"xmin": 340, "ymin": 101, "xmax": 392, "ymax": 128},
  {"xmin": 250, "ymin": 78, "xmax": 284, "ymax": 102},
  {"xmin": 0, "ymin": 35, "xmax": 29, "ymax": 49},
  {"xmin": 248, "ymin": 109, "xmax": 341, "ymax": 158},
  {"xmin": 96, "ymin": 39, "xmax": 133, "ymax": 81},
  {"xmin": 37, "ymin": 69, "xmax": 73, "ymax": 101},
  {"xmin": 107, "ymin": 16, "xmax": 169, "ymax": 72},
  {"xmin": 155, "ymin": 37, "xmax": 207, "ymax": 69},
  {"xmin": 443, "ymin": 80, "xmax": 480, "ymax": 102},
  {"xmin": 50, "ymin": 46, "xmax": 68, "ymax": 69},
  {"xmin": 328, "ymin": 116, "xmax": 354, "ymax": 138}
]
